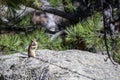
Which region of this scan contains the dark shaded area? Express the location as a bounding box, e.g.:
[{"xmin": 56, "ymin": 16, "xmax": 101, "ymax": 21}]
[{"xmin": 0, "ymin": 26, "xmax": 35, "ymax": 34}]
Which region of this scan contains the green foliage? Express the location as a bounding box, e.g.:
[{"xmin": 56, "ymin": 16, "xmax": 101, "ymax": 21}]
[
  {"xmin": 62, "ymin": 0, "xmax": 75, "ymax": 12},
  {"xmin": 48, "ymin": 0, "xmax": 61, "ymax": 7},
  {"xmin": 0, "ymin": 29, "xmax": 65, "ymax": 54},
  {"xmin": 0, "ymin": 0, "xmax": 41, "ymax": 7},
  {"xmin": 112, "ymin": 36, "xmax": 120, "ymax": 64},
  {"xmin": 65, "ymin": 13, "xmax": 103, "ymax": 51},
  {"xmin": 2, "ymin": 0, "xmax": 21, "ymax": 9},
  {"xmin": 48, "ymin": 0, "xmax": 75, "ymax": 12},
  {"xmin": 0, "ymin": 34, "xmax": 22, "ymax": 54},
  {"xmin": 18, "ymin": 15, "xmax": 31, "ymax": 27}
]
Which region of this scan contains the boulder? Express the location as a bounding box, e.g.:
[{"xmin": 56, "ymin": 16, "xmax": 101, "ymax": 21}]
[{"xmin": 0, "ymin": 49, "xmax": 120, "ymax": 80}]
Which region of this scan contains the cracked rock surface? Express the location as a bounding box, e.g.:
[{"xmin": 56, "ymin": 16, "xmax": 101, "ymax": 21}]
[{"xmin": 0, "ymin": 49, "xmax": 120, "ymax": 80}]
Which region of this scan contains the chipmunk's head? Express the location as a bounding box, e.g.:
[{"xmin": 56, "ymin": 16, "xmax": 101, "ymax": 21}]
[{"xmin": 31, "ymin": 39, "xmax": 38, "ymax": 46}]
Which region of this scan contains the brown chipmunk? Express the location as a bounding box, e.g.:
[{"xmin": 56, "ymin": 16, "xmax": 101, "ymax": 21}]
[{"xmin": 28, "ymin": 39, "xmax": 38, "ymax": 58}]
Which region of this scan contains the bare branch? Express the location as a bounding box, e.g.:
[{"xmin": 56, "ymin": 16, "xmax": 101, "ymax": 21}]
[{"xmin": 40, "ymin": 6, "xmax": 76, "ymax": 21}]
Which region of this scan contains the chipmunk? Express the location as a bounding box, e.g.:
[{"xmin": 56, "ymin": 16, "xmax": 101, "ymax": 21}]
[{"xmin": 28, "ymin": 39, "xmax": 38, "ymax": 58}]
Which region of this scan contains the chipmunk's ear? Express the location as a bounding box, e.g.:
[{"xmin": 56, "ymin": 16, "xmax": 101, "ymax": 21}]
[
  {"xmin": 36, "ymin": 39, "xmax": 39, "ymax": 42},
  {"xmin": 31, "ymin": 39, "xmax": 34, "ymax": 42},
  {"xmin": 31, "ymin": 39, "xmax": 38, "ymax": 42},
  {"xmin": 34, "ymin": 38, "xmax": 39, "ymax": 41}
]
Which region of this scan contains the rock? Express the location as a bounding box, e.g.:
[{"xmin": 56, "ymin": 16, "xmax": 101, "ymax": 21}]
[
  {"xmin": 0, "ymin": 49, "xmax": 120, "ymax": 80},
  {"xmin": 0, "ymin": 52, "xmax": 3, "ymax": 56}
]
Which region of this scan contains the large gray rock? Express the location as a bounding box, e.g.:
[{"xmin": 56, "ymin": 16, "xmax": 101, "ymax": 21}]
[{"xmin": 0, "ymin": 49, "xmax": 120, "ymax": 80}]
